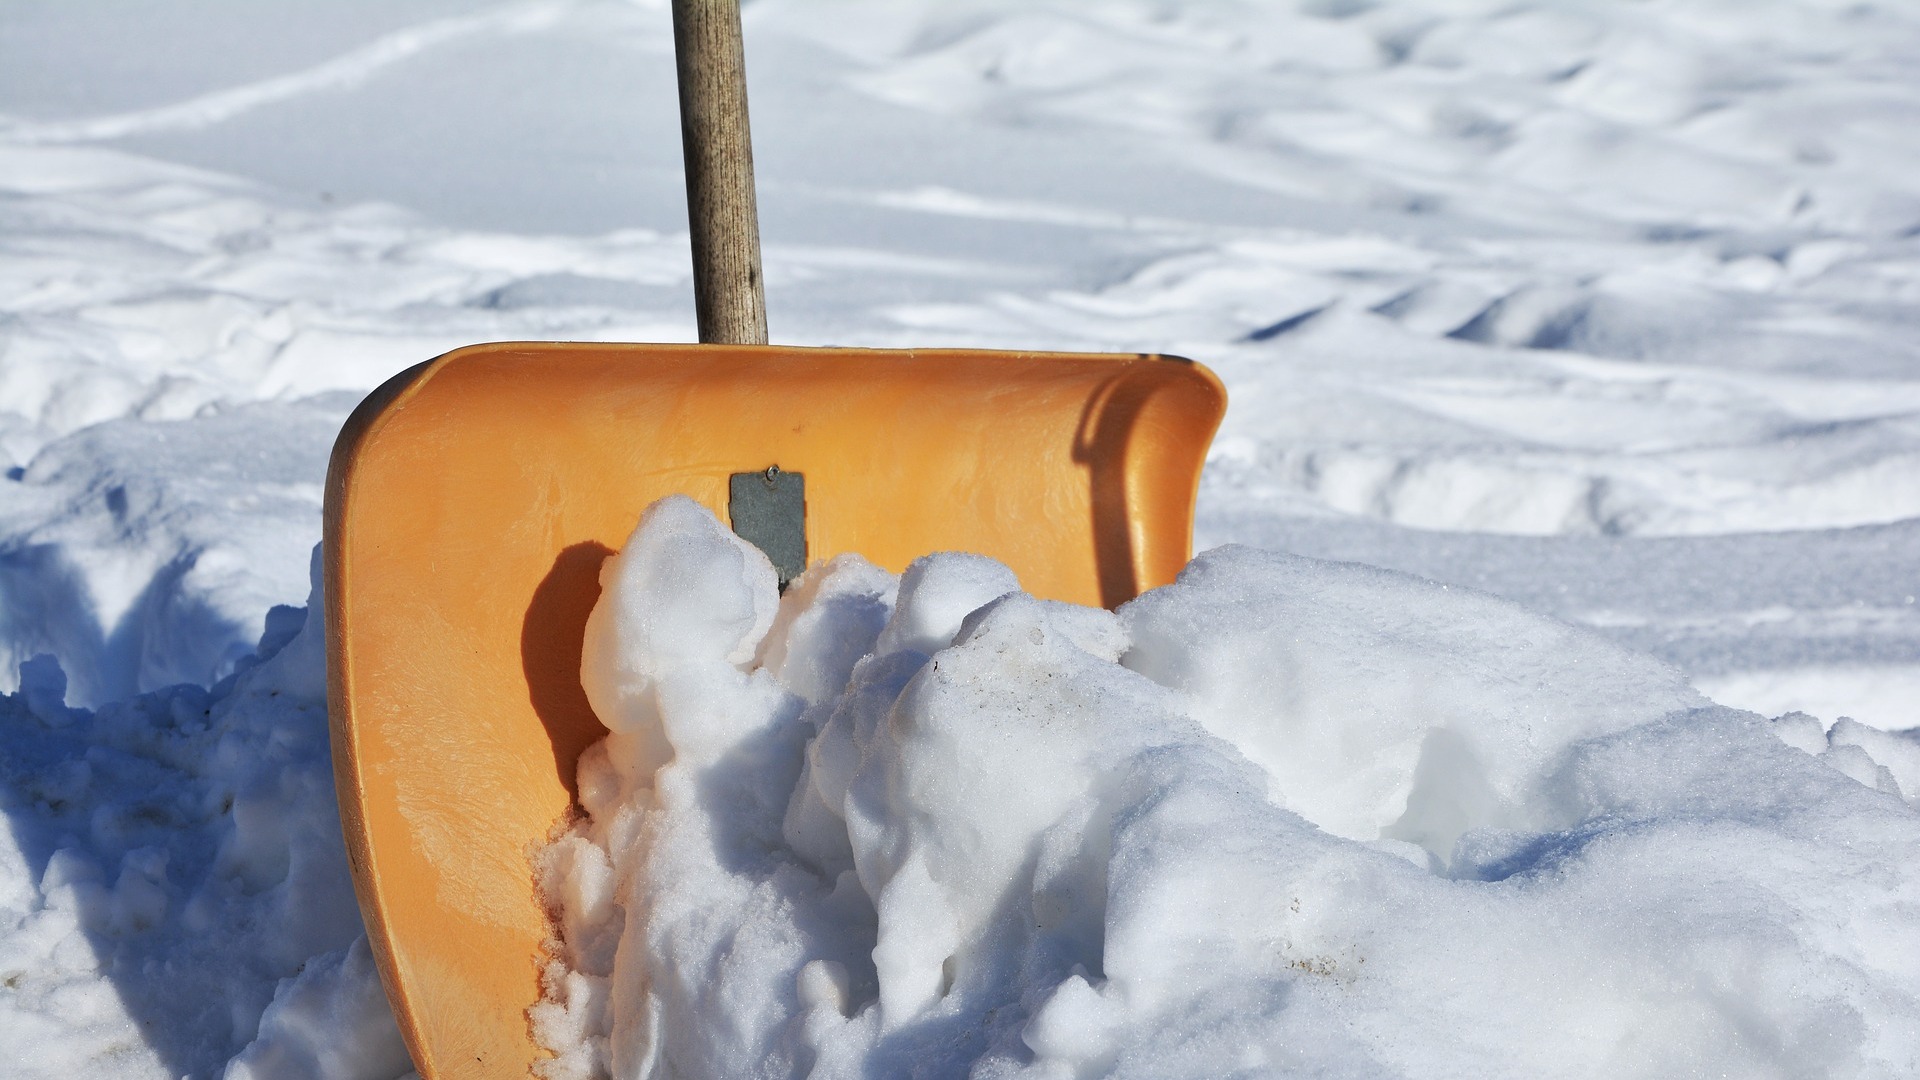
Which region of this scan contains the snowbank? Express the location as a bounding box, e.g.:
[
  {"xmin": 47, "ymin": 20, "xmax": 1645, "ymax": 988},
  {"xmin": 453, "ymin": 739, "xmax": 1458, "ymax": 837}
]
[
  {"xmin": 0, "ymin": 551, "xmax": 409, "ymax": 1080},
  {"xmin": 533, "ymin": 499, "xmax": 1920, "ymax": 1078}
]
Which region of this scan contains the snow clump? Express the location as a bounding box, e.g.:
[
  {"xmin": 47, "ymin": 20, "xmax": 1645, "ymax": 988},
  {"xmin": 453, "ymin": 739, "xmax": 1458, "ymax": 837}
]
[{"xmin": 532, "ymin": 496, "xmax": 1920, "ymax": 1078}]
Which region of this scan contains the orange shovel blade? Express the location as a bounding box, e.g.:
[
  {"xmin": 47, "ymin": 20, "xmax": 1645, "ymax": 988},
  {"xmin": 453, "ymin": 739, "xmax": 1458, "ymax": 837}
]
[{"xmin": 324, "ymin": 342, "xmax": 1225, "ymax": 1078}]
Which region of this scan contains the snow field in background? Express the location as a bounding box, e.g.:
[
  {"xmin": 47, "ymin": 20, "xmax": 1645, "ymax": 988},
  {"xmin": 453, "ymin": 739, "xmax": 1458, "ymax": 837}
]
[
  {"xmin": 5, "ymin": 0, "xmax": 1920, "ymax": 725},
  {"xmin": 532, "ymin": 497, "xmax": 1920, "ymax": 1078}
]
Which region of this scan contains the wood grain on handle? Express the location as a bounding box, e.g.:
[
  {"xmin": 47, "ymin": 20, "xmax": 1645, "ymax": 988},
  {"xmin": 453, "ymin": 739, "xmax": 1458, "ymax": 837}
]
[{"xmin": 672, "ymin": 0, "xmax": 768, "ymax": 345}]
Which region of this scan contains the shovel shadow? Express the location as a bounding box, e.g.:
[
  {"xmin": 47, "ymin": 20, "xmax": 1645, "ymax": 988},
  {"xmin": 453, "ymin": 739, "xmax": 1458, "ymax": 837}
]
[{"xmin": 521, "ymin": 541, "xmax": 615, "ymax": 803}]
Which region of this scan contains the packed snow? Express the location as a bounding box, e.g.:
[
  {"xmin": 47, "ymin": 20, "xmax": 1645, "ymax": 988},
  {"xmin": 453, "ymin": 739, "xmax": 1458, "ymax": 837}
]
[
  {"xmin": 3, "ymin": 0, "xmax": 1919, "ymax": 1077},
  {"xmin": 532, "ymin": 497, "xmax": 1920, "ymax": 1078}
]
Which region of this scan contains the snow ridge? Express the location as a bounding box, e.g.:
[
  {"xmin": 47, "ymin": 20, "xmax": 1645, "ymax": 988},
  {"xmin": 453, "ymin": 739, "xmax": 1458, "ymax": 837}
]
[{"xmin": 0, "ymin": 1, "xmax": 582, "ymax": 145}]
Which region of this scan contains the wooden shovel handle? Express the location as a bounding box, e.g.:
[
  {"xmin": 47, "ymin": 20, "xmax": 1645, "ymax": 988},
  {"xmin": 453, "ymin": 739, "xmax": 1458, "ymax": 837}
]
[{"xmin": 672, "ymin": 0, "xmax": 769, "ymax": 345}]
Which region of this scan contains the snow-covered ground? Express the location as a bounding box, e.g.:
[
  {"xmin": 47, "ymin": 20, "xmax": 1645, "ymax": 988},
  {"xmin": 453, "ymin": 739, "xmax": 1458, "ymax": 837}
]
[{"xmin": 2, "ymin": 0, "xmax": 1917, "ymax": 1076}]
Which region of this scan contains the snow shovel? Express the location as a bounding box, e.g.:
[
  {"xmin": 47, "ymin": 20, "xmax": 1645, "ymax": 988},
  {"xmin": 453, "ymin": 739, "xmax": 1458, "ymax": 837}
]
[{"xmin": 323, "ymin": 1, "xmax": 1225, "ymax": 1076}]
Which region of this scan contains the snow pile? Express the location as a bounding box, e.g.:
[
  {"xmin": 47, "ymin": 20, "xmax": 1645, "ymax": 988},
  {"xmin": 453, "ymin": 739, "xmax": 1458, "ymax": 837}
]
[
  {"xmin": 0, "ymin": 550, "xmax": 409, "ymax": 1080},
  {"xmin": 533, "ymin": 498, "xmax": 1920, "ymax": 1078}
]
